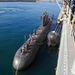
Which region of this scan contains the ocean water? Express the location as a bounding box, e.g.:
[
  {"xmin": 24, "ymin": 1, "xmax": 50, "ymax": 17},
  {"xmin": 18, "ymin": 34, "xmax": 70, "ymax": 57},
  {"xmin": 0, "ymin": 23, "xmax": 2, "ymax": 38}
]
[{"xmin": 0, "ymin": 2, "xmax": 60, "ymax": 75}]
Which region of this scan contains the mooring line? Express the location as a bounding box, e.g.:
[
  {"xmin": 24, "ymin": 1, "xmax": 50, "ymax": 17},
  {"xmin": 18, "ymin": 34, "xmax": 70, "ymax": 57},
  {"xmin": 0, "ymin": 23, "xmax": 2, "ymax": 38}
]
[{"xmin": 15, "ymin": 52, "xmax": 22, "ymax": 75}]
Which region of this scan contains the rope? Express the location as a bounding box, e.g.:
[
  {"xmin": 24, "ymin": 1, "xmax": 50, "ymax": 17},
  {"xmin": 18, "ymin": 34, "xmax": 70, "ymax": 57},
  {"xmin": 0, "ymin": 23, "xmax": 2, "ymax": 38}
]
[
  {"xmin": 15, "ymin": 52, "xmax": 22, "ymax": 75},
  {"xmin": 15, "ymin": 69, "xmax": 18, "ymax": 75},
  {"xmin": 55, "ymin": 24, "xmax": 62, "ymax": 35},
  {"xmin": 56, "ymin": 0, "xmax": 62, "ymax": 10}
]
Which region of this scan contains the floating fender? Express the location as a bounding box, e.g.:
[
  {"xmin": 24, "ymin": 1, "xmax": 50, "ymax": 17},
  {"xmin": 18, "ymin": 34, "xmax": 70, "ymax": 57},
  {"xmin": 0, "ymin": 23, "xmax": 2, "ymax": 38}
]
[{"xmin": 47, "ymin": 31, "xmax": 60, "ymax": 47}]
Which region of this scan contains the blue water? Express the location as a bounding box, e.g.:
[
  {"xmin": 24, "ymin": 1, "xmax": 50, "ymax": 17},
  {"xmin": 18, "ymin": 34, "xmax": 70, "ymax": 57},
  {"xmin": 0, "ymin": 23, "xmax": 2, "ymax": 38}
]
[{"xmin": 0, "ymin": 2, "xmax": 60, "ymax": 75}]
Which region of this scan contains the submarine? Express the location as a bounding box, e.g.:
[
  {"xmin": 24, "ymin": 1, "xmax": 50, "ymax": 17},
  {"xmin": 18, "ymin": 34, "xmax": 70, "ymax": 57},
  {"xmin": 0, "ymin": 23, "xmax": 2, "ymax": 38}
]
[{"xmin": 12, "ymin": 12, "xmax": 53, "ymax": 70}]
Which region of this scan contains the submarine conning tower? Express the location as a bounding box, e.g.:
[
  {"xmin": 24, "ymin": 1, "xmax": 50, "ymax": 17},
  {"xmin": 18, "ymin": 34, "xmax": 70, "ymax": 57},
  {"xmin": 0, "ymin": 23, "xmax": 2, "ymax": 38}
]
[{"xmin": 41, "ymin": 11, "xmax": 50, "ymax": 26}]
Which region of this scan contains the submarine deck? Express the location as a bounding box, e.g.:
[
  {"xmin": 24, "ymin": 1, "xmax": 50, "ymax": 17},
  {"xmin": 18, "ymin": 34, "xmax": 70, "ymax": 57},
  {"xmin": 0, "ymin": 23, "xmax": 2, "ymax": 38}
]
[{"xmin": 56, "ymin": 12, "xmax": 75, "ymax": 75}]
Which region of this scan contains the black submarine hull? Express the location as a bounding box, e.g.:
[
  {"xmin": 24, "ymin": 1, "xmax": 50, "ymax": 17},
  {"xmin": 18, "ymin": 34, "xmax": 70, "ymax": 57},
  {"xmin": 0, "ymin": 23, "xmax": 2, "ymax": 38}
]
[{"xmin": 13, "ymin": 13, "xmax": 53, "ymax": 70}]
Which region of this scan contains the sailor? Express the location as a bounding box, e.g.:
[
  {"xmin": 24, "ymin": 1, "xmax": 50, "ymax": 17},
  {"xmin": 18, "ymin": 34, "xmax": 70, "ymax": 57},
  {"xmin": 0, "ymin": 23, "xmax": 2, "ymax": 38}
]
[
  {"xmin": 32, "ymin": 35, "xmax": 35, "ymax": 41},
  {"xmin": 28, "ymin": 39, "xmax": 31, "ymax": 44},
  {"xmin": 71, "ymin": 0, "xmax": 75, "ymax": 22},
  {"xmin": 72, "ymin": 19, "xmax": 75, "ymax": 32},
  {"xmin": 71, "ymin": 0, "xmax": 75, "ymax": 38},
  {"xmin": 21, "ymin": 46, "xmax": 25, "ymax": 55},
  {"xmin": 30, "ymin": 29, "xmax": 37, "ymax": 41},
  {"xmin": 29, "ymin": 33, "xmax": 35, "ymax": 42},
  {"xmin": 67, "ymin": 0, "xmax": 71, "ymax": 6},
  {"xmin": 33, "ymin": 29, "xmax": 36, "ymax": 35},
  {"xmin": 25, "ymin": 44, "xmax": 29, "ymax": 51},
  {"xmin": 57, "ymin": 0, "xmax": 68, "ymax": 25},
  {"xmin": 71, "ymin": 16, "xmax": 75, "ymax": 39}
]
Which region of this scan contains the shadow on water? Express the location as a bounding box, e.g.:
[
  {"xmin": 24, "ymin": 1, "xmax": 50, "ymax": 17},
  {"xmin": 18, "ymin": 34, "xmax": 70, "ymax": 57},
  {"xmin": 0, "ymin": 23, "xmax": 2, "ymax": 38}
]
[{"xmin": 13, "ymin": 40, "xmax": 59, "ymax": 75}]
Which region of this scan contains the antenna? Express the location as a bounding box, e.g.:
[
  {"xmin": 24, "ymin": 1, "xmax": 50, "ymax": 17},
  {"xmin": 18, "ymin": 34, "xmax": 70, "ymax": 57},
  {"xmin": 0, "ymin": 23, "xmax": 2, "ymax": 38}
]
[{"xmin": 55, "ymin": 0, "xmax": 62, "ymax": 10}]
